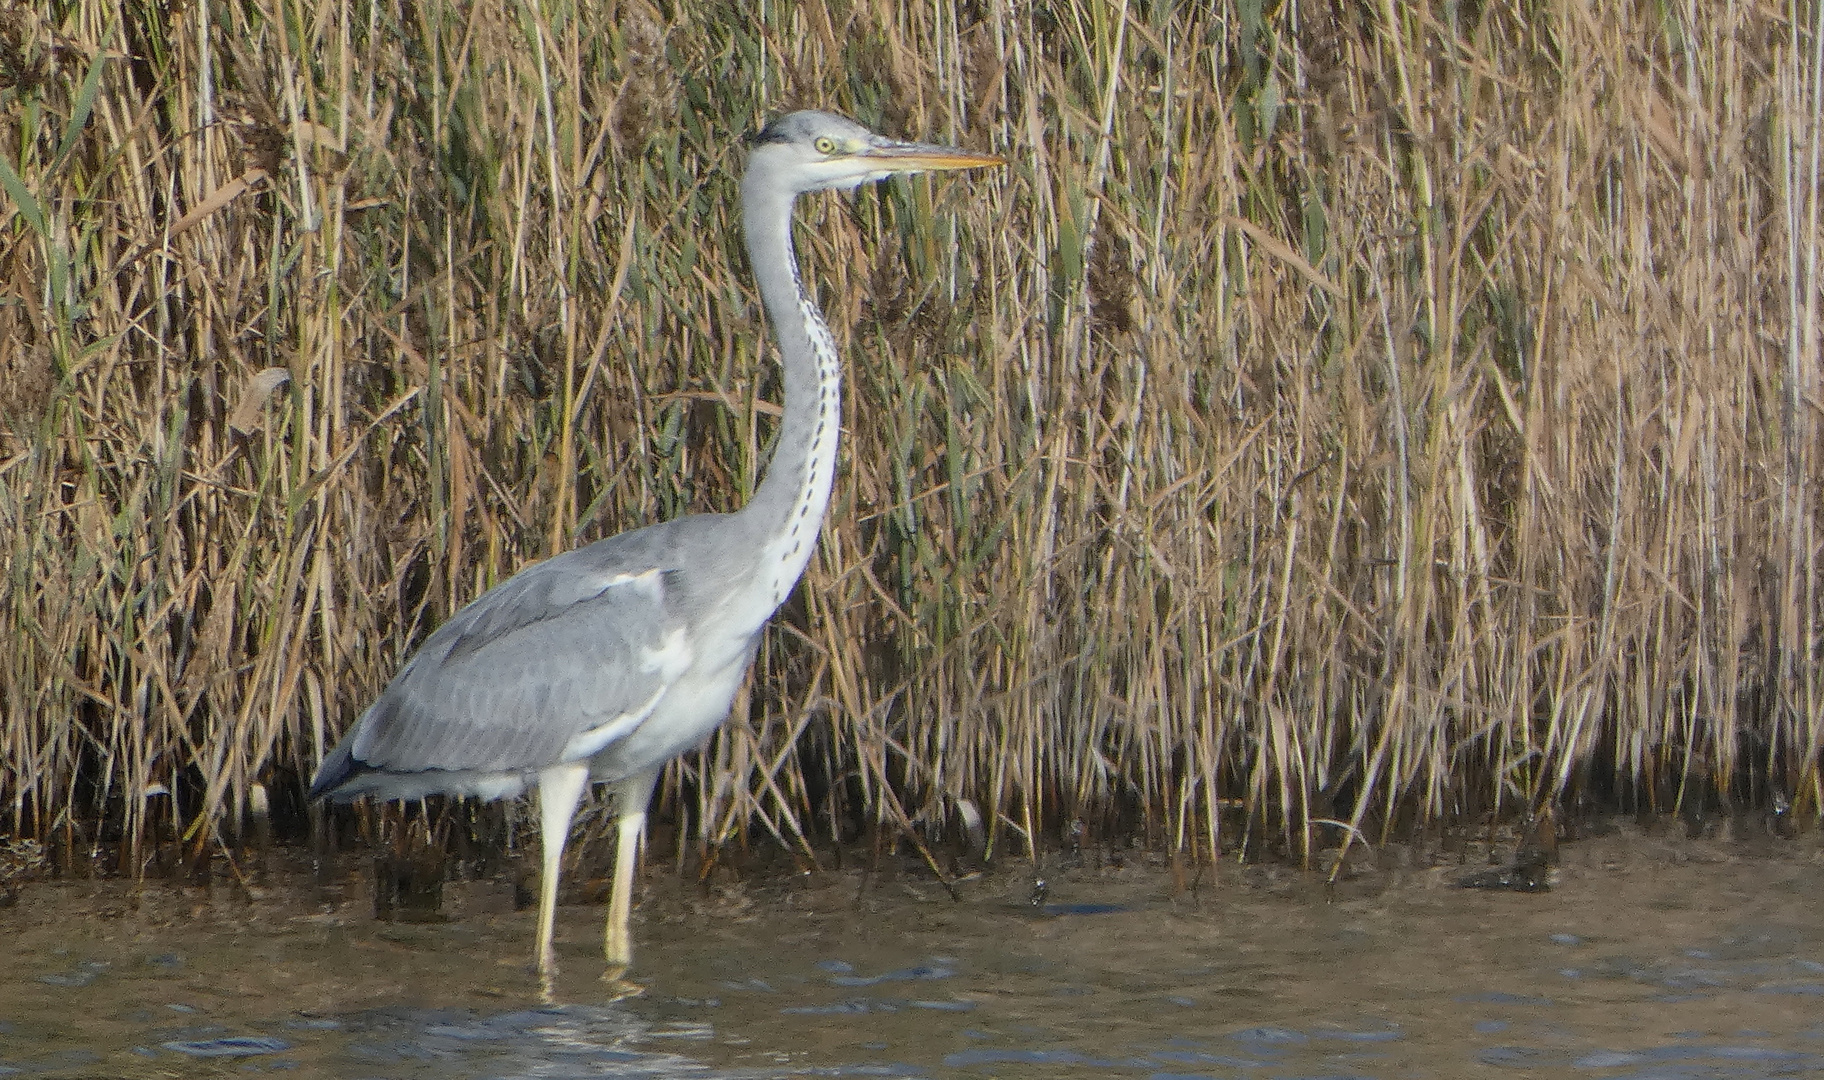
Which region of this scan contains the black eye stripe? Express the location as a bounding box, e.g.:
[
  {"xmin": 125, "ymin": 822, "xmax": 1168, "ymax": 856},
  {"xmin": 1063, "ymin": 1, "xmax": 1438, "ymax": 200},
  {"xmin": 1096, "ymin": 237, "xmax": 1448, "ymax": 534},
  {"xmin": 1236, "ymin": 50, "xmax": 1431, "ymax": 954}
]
[{"xmin": 747, "ymin": 121, "xmax": 793, "ymax": 146}]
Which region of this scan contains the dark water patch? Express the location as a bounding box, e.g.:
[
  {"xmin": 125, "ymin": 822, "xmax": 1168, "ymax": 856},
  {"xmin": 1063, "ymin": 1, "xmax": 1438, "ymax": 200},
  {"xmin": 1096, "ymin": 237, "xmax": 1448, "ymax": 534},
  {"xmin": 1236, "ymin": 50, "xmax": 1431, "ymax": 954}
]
[
  {"xmin": 1568, "ymin": 1043, "xmax": 1824, "ymax": 1080},
  {"xmin": 161, "ymin": 1034, "xmax": 293, "ymax": 1057},
  {"xmin": 1228, "ymin": 1025, "xmax": 1308, "ymax": 1046},
  {"xmin": 1710, "ymin": 925, "xmax": 1810, "ymax": 961},
  {"xmin": 784, "ymin": 999, "xmax": 880, "ymax": 1015},
  {"xmin": 0, "ymin": 1048, "xmax": 103, "ymax": 1072},
  {"xmin": 827, "ymin": 962, "xmax": 956, "ymax": 987},
  {"xmin": 35, "ymin": 960, "xmax": 108, "ymax": 987},
  {"xmin": 1313, "ymin": 1023, "xmax": 1403, "ymax": 1043},
  {"xmin": 285, "ymin": 1015, "xmax": 343, "ymax": 1030},
  {"xmin": 1580, "ymin": 950, "xmax": 1824, "ymax": 998},
  {"xmin": 1148, "ymin": 1048, "xmax": 1272, "ymax": 1068},
  {"xmin": 1458, "ymin": 991, "xmax": 1557, "ymax": 1006},
  {"xmin": 1037, "ymin": 902, "xmax": 1131, "ymax": 915},
  {"xmin": 790, "ymin": 1067, "xmax": 928, "ymax": 1077},
  {"xmin": 1478, "ymin": 1045, "xmax": 1576, "ymax": 1067},
  {"xmin": 155, "ymin": 1022, "xmax": 228, "ymax": 1041},
  {"xmin": 943, "ymin": 1047, "xmax": 1146, "ymax": 1068},
  {"xmin": 783, "ymin": 997, "xmax": 978, "ymax": 1016}
]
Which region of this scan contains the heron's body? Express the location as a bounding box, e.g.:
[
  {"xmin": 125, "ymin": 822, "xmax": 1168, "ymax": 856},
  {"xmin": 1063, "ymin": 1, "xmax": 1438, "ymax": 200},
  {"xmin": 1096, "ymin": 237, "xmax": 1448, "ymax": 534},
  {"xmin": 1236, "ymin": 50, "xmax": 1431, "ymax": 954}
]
[
  {"xmin": 309, "ymin": 110, "xmax": 1000, "ymax": 982},
  {"xmin": 309, "ymin": 514, "xmax": 764, "ymax": 804}
]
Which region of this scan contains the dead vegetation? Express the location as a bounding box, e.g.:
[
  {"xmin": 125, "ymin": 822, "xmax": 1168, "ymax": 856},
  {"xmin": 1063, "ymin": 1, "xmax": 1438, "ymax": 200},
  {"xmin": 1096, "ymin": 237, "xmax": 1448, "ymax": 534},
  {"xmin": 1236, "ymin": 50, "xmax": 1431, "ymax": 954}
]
[{"xmin": 0, "ymin": 0, "xmax": 1820, "ymax": 873}]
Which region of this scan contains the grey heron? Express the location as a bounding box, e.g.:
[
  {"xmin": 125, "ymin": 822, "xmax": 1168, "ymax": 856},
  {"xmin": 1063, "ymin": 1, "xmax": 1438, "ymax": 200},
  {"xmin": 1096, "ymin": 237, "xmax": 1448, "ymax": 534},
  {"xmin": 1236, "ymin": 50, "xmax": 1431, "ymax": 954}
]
[{"xmin": 309, "ymin": 110, "xmax": 1002, "ymax": 981}]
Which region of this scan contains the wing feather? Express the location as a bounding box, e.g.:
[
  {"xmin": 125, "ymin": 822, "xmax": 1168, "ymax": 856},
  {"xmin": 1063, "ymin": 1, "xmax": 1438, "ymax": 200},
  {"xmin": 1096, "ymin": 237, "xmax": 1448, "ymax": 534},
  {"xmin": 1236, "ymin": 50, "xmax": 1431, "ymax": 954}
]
[{"xmin": 344, "ymin": 546, "xmax": 688, "ymax": 777}]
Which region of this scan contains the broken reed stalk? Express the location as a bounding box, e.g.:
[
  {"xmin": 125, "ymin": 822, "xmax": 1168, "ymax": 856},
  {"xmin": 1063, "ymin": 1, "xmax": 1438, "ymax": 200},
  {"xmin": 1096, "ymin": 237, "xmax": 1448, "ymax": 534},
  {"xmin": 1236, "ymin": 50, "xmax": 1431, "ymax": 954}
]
[{"xmin": 0, "ymin": 0, "xmax": 1819, "ymax": 874}]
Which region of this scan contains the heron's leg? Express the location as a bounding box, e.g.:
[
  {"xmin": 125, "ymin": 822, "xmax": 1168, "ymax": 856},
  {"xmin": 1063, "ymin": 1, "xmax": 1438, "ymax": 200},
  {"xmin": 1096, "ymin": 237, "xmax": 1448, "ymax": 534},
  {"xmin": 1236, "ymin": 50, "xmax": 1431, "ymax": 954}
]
[
  {"xmin": 604, "ymin": 769, "xmax": 657, "ymax": 976},
  {"xmin": 534, "ymin": 762, "xmax": 590, "ymax": 978}
]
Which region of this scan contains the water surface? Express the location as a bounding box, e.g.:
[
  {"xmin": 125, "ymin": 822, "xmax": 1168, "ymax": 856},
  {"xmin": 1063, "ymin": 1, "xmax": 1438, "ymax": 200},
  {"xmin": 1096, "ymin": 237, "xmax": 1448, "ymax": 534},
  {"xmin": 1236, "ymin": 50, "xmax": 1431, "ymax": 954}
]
[{"xmin": 3, "ymin": 822, "xmax": 1822, "ymax": 1077}]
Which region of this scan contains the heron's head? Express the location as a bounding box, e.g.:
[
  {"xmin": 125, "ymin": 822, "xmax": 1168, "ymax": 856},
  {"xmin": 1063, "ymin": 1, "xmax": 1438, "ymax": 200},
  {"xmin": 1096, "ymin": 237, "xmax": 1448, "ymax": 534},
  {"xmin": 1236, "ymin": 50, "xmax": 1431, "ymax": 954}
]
[{"xmin": 746, "ymin": 110, "xmax": 1003, "ymax": 194}]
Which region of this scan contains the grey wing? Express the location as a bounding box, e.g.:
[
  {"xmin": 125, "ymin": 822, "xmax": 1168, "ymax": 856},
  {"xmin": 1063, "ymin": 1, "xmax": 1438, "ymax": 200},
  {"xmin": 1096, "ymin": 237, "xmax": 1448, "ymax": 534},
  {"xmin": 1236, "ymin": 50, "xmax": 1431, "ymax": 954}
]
[{"xmin": 341, "ymin": 549, "xmax": 693, "ymax": 779}]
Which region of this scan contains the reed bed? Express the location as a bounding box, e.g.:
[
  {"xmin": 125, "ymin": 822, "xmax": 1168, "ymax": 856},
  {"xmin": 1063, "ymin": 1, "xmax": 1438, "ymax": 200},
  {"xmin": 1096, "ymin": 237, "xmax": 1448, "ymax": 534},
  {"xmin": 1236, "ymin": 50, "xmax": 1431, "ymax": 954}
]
[{"xmin": 1, "ymin": 0, "xmax": 1821, "ymax": 875}]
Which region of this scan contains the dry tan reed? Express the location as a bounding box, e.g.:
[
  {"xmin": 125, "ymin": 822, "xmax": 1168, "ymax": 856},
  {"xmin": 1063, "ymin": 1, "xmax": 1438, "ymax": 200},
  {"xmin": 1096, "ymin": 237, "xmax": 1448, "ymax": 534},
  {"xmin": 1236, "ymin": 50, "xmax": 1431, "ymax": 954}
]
[{"xmin": 1, "ymin": 0, "xmax": 1820, "ymax": 875}]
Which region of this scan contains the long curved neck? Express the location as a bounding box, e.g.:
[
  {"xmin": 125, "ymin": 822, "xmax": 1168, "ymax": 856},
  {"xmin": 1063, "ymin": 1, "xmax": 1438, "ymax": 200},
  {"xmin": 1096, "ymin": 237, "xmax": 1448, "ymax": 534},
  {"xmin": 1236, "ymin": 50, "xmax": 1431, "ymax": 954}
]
[{"xmin": 739, "ymin": 173, "xmax": 843, "ymax": 609}]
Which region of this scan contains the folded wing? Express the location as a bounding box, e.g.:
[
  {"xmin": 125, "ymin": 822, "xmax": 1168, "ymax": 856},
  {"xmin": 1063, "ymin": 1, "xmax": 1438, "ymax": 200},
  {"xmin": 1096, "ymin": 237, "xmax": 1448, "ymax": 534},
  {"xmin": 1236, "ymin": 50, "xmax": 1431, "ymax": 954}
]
[{"xmin": 312, "ymin": 546, "xmax": 690, "ymax": 796}]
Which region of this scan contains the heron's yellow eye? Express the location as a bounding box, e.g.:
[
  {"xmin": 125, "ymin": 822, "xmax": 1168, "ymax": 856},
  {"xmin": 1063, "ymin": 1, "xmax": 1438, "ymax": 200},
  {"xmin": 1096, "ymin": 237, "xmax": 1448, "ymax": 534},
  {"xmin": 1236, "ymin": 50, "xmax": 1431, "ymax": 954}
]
[{"xmin": 813, "ymin": 136, "xmax": 837, "ymax": 155}]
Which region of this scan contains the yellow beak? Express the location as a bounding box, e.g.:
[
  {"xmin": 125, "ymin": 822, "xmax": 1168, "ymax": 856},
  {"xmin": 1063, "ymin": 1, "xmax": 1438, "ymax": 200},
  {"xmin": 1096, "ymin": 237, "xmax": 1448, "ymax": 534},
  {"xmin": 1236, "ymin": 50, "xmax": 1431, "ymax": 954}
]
[{"xmin": 863, "ymin": 140, "xmax": 1006, "ymax": 172}]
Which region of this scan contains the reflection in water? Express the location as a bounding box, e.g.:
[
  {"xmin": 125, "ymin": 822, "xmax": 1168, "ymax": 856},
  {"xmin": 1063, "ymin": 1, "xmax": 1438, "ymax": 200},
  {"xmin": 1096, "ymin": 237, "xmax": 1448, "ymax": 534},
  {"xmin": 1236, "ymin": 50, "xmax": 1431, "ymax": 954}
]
[{"xmin": 1, "ymin": 824, "xmax": 1822, "ymax": 1077}]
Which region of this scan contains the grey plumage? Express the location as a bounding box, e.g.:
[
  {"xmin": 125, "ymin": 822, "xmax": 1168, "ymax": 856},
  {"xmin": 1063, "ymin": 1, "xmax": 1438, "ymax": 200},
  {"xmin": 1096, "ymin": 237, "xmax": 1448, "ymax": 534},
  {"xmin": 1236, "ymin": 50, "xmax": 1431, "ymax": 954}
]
[
  {"xmin": 312, "ymin": 516, "xmax": 748, "ymax": 798},
  {"xmin": 309, "ymin": 109, "xmax": 1001, "ymax": 982}
]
